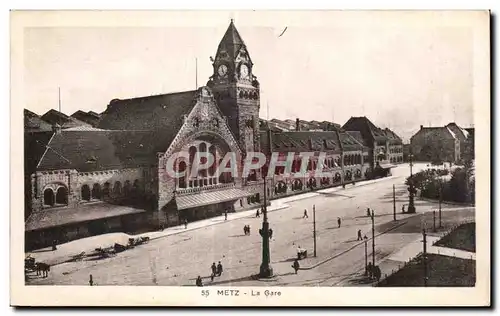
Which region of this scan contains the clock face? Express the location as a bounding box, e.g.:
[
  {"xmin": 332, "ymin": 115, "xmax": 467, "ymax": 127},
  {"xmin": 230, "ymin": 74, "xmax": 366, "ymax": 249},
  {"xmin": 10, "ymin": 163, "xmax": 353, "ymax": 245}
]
[
  {"xmin": 218, "ymin": 64, "xmax": 228, "ymax": 77},
  {"xmin": 240, "ymin": 64, "xmax": 249, "ymax": 79}
]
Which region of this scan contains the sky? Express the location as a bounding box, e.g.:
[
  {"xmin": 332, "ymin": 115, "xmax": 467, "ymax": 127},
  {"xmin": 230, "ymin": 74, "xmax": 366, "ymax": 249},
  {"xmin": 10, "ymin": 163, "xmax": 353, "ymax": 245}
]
[{"xmin": 21, "ymin": 11, "xmax": 479, "ymax": 142}]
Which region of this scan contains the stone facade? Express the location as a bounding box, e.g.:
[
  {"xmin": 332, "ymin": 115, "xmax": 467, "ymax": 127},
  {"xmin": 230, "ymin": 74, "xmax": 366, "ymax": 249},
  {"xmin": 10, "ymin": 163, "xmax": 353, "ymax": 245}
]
[{"xmin": 410, "ymin": 125, "xmax": 461, "ymax": 163}]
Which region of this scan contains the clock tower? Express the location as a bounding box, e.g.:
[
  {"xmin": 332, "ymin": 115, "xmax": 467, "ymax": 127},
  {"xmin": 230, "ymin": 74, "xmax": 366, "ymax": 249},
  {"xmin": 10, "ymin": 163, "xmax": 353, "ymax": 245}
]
[{"xmin": 207, "ymin": 20, "xmax": 261, "ymax": 156}]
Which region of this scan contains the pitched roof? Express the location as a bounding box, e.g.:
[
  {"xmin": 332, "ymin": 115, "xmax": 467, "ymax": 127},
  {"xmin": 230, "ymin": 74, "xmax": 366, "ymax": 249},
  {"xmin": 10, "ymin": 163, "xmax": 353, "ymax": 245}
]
[
  {"xmin": 259, "ymin": 131, "xmax": 342, "ymax": 153},
  {"xmin": 98, "ymin": 90, "xmax": 198, "ymax": 146},
  {"xmin": 25, "ymin": 131, "xmax": 54, "ymax": 176},
  {"xmin": 217, "ymin": 21, "xmax": 246, "ymax": 60},
  {"xmin": 37, "ymin": 130, "xmax": 172, "ymax": 172},
  {"xmin": 411, "ymin": 126, "xmax": 456, "ymax": 142},
  {"xmin": 41, "ymin": 109, "xmax": 91, "ymax": 129},
  {"xmin": 338, "ymin": 130, "xmax": 365, "ymax": 151},
  {"xmin": 446, "ymin": 123, "xmax": 469, "ymax": 140},
  {"xmin": 346, "ymin": 131, "xmax": 368, "ymax": 147},
  {"xmin": 24, "ymin": 109, "xmax": 52, "ymax": 133},
  {"xmin": 71, "ymin": 110, "xmax": 101, "ymax": 127},
  {"xmin": 383, "ymin": 128, "xmax": 403, "ymax": 144},
  {"xmin": 342, "ymin": 116, "xmax": 388, "ymax": 143}
]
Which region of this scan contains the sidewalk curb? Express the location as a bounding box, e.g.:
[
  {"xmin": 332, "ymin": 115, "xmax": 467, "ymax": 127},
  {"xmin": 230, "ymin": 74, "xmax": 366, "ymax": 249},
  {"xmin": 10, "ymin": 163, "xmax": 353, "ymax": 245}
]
[
  {"xmin": 417, "ymin": 197, "xmax": 475, "ymax": 207},
  {"xmin": 145, "ymin": 204, "xmax": 291, "ymax": 243},
  {"xmin": 274, "ymin": 175, "xmax": 399, "ymax": 205},
  {"xmin": 299, "ymin": 219, "xmax": 412, "ymax": 271}
]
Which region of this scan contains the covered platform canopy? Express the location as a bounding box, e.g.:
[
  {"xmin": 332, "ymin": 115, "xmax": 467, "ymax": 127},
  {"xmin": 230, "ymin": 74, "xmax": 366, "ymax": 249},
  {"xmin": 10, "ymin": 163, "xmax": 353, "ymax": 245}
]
[{"xmin": 175, "ymin": 188, "xmax": 252, "ymax": 210}]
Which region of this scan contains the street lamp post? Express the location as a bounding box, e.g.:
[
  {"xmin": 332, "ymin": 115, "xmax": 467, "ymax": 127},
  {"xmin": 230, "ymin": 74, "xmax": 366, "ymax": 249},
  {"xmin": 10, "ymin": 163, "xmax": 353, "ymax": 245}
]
[
  {"xmin": 407, "ymin": 153, "xmax": 416, "ymax": 213},
  {"xmin": 259, "ymin": 176, "xmax": 273, "ymax": 278},
  {"xmin": 313, "ymin": 205, "xmax": 317, "ymax": 257}
]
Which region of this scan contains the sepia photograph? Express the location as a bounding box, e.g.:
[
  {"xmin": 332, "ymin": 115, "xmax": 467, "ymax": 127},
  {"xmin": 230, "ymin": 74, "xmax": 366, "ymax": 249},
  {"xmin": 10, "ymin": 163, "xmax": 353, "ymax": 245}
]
[{"xmin": 10, "ymin": 10, "xmax": 490, "ymax": 306}]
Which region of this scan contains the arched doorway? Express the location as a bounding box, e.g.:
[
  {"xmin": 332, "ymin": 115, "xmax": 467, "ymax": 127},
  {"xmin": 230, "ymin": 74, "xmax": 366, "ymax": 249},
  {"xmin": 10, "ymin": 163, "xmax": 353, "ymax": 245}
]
[
  {"xmin": 81, "ymin": 185, "xmax": 91, "ymax": 201},
  {"xmin": 92, "ymin": 183, "xmax": 102, "ymax": 200},
  {"xmin": 113, "ymin": 181, "xmax": 122, "ymax": 196},
  {"xmin": 103, "ymin": 182, "xmax": 111, "ymax": 198},
  {"xmin": 123, "ymin": 180, "xmax": 131, "ymax": 196},
  {"xmin": 43, "ymin": 188, "xmax": 54, "ymax": 206},
  {"xmin": 55, "ymin": 186, "xmax": 68, "ymax": 205}
]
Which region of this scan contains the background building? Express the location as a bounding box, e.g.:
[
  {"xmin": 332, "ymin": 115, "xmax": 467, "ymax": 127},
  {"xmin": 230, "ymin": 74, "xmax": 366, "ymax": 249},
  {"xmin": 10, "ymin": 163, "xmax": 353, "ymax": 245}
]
[{"xmin": 410, "ymin": 123, "xmax": 474, "ymax": 164}]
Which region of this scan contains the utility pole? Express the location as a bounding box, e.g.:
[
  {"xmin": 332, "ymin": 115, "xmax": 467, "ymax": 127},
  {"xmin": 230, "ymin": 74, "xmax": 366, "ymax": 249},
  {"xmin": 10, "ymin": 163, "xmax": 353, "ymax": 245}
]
[
  {"xmin": 433, "ymin": 210, "xmax": 436, "ymax": 232},
  {"xmin": 371, "ymin": 210, "xmax": 375, "ymax": 266},
  {"xmin": 439, "ymin": 180, "xmax": 443, "ymax": 228},
  {"xmin": 423, "ymin": 229, "xmax": 428, "ymax": 287},
  {"xmin": 58, "ymin": 87, "xmax": 61, "ymax": 113},
  {"xmin": 195, "ymin": 58, "xmax": 198, "ymax": 89},
  {"xmin": 313, "ymin": 205, "xmax": 317, "ymax": 257},
  {"xmin": 408, "ymin": 153, "xmax": 416, "ymax": 213},
  {"xmin": 393, "ymin": 184, "xmax": 396, "ymax": 221},
  {"xmin": 259, "ymin": 176, "xmax": 273, "ymax": 278},
  {"xmin": 364, "ymin": 236, "xmax": 368, "ymax": 276}
]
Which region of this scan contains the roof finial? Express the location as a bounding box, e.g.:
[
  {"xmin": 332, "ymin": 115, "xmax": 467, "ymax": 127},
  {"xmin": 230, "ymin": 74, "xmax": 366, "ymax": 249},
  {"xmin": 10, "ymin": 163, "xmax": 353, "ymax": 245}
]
[{"xmin": 231, "ymin": 18, "xmax": 234, "ymax": 23}]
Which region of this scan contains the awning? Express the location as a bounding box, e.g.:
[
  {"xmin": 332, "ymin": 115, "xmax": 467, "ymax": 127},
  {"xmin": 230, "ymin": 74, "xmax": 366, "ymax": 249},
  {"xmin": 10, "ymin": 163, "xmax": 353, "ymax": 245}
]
[
  {"xmin": 176, "ymin": 188, "xmax": 252, "ymax": 210},
  {"xmin": 25, "ymin": 203, "xmax": 147, "ymax": 232},
  {"xmin": 378, "ymin": 163, "xmax": 396, "ymax": 169}
]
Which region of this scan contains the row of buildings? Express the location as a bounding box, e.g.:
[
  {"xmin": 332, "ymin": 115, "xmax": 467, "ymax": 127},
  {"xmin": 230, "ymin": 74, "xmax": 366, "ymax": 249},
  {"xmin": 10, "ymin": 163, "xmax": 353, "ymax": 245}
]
[{"xmin": 24, "ymin": 21, "xmax": 405, "ymax": 250}]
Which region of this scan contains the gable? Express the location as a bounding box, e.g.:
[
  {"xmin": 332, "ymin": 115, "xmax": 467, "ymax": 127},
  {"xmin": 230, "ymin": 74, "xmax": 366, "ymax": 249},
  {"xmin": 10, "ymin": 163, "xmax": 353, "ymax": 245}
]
[{"xmin": 161, "ymin": 87, "xmax": 242, "ymax": 159}]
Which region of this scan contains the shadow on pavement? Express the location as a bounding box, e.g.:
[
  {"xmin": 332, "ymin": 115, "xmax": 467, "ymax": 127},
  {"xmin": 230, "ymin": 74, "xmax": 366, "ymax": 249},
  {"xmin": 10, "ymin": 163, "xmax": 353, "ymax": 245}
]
[
  {"xmin": 205, "ymin": 274, "xmax": 260, "ymax": 286},
  {"xmin": 276, "ymin": 257, "xmax": 297, "ymax": 263},
  {"xmin": 228, "ymin": 234, "xmax": 248, "ymax": 238}
]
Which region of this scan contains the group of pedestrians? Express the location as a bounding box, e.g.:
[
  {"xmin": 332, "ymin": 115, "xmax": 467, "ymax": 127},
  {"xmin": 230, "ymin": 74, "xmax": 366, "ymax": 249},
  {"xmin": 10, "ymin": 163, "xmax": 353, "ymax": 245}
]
[{"xmin": 196, "ymin": 261, "xmax": 224, "ymax": 287}]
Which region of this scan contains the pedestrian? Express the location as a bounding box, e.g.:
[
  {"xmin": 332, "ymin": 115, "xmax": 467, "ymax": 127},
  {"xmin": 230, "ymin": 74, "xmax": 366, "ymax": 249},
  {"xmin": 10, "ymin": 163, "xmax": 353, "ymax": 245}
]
[
  {"xmin": 224, "ymin": 210, "xmax": 228, "ymax": 221},
  {"xmin": 374, "ymin": 265, "xmax": 381, "ymax": 282},
  {"xmin": 366, "ymin": 208, "xmax": 371, "ymax": 217},
  {"xmin": 357, "ymin": 229, "xmax": 362, "ymax": 241},
  {"xmin": 217, "ymin": 261, "xmax": 223, "ymax": 276},
  {"xmin": 303, "ymin": 209, "xmax": 308, "ymax": 219},
  {"xmin": 268, "ymin": 228, "xmax": 273, "ymax": 240},
  {"xmin": 247, "ymin": 225, "xmax": 251, "ymax": 235},
  {"xmin": 256, "ymin": 209, "xmax": 260, "ymax": 218},
  {"xmin": 211, "ymin": 262, "xmax": 216, "ymax": 277},
  {"xmin": 184, "ymin": 219, "xmax": 188, "ymax": 229},
  {"xmin": 196, "ymin": 276, "xmax": 203, "ymax": 287},
  {"xmin": 89, "ymin": 274, "xmax": 93, "ymax": 286},
  {"xmin": 292, "ymin": 259, "xmax": 300, "ymax": 274},
  {"xmin": 337, "ymin": 217, "xmax": 341, "ymax": 228},
  {"xmin": 52, "ymin": 240, "xmax": 57, "ymax": 251},
  {"xmin": 401, "ymin": 205, "xmax": 405, "ymax": 213}
]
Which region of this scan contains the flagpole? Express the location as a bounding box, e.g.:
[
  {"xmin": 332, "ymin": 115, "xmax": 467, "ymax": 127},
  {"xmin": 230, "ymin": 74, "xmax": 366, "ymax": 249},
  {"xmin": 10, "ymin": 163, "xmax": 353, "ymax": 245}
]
[
  {"xmin": 195, "ymin": 58, "xmax": 198, "ymax": 89},
  {"xmin": 58, "ymin": 87, "xmax": 61, "ymax": 113}
]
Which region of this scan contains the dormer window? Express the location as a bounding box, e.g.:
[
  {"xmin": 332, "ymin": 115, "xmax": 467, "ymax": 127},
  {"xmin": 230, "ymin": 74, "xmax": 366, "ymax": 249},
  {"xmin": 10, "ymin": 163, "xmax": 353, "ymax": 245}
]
[{"xmin": 86, "ymin": 156, "xmax": 97, "ymax": 164}]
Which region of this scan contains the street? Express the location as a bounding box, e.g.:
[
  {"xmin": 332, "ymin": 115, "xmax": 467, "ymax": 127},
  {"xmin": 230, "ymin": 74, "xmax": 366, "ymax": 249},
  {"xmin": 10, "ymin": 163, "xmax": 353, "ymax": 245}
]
[{"xmin": 27, "ymin": 163, "xmax": 474, "ymax": 286}]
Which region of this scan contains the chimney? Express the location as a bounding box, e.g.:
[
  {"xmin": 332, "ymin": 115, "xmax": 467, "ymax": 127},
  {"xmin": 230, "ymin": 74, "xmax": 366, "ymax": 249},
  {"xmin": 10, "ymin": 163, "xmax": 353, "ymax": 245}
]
[
  {"xmin": 420, "ymin": 125, "xmax": 423, "ymax": 130},
  {"xmin": 296, "ymin": 118, "xmax": 300, "ymax": 131}
]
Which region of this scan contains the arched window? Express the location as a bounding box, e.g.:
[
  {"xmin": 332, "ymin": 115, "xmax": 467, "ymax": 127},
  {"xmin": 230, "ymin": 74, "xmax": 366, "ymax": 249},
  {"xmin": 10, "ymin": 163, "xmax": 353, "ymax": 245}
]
[
  {"xmin": 113, "ymin": 181, "xmax": 122, "ymax": 196},
  {"xmin": 199, "ymin": 143, "xmax": 207, "ymax": 178},
  {"xmin": 208, "ymin": 145, "xmax": 217, "ymax": 177},
  {"xmin": 55, "ymin": 186, "xmax": 68, "ymax": 205},
  {"xmin": 178, "ymin": 161, "xmax": 187, "ymax": 188},
  {"xmin": 92, "ymin": 183, "xmax": 102, "ymax": 200},
  {"xmin": 81, "ymin": 185, "xmax": 91, "ymax": 201},
  {"xmin": 189, "ymin": 146, "xmax": 197, "ymax": 166},
  {"xmin": 43, "ymin": 188, "xmax": 54, "ymax": 206}
]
